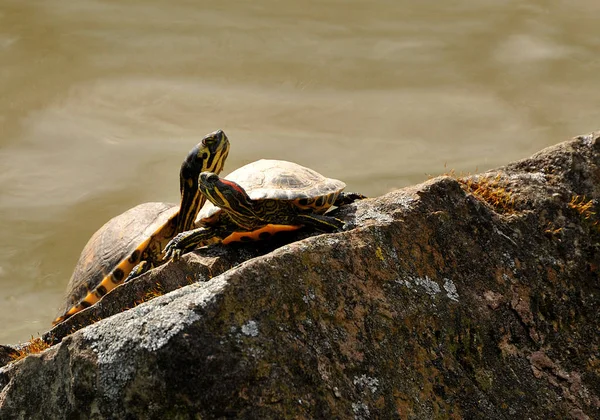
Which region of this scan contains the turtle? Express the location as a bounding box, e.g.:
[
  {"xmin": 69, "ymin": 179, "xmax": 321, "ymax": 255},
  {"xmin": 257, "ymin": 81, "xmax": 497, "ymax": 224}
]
[
  {"xmin": 163, "ymin": 159, "xmax": 364, "ymax": 258},
  {"xmin": 52, "ymin": 129, "xmax": 230, "ymax": 325}
]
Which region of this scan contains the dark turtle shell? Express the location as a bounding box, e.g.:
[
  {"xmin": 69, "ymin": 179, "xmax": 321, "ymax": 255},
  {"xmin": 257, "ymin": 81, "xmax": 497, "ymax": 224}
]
[{"xmin": 59, "ymin": 202, "xmax": 178, "ymax": 314}]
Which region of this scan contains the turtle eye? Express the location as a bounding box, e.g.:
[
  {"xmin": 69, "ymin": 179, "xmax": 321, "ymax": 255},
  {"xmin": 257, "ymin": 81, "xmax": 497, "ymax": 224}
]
[
  {"xmin": 200, "ymin": 172, "xmax": 218, "ymax": 183},
  {"xmin": 212, "ymin": 129, "xmax": 224, "ymax": 140}
]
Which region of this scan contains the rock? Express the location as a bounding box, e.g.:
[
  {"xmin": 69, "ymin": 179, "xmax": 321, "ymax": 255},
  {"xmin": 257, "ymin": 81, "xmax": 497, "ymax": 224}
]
[
  {"xmin": 0, "ymin": 346, "xmax": 19, "ymax": 369},
  {"xmin": 1, "ymin": 132, "xmax": 600, "ymax": 419}
]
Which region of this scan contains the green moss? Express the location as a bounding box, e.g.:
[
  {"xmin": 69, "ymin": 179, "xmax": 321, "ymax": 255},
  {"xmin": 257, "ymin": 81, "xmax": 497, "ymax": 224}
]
[{"xmin": 474, "ymin": 369, "xmax": 493, "ymax": 391}]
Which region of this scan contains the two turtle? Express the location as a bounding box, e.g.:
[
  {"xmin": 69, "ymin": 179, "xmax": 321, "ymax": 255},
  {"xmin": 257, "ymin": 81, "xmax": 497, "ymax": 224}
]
[
  {"xmin": 54, "ymin": 131, "xmax": 362, "ymax": 324},
  {"xmin": 53, "ymin": 130, "xmax": 230, "ymax": 324}
]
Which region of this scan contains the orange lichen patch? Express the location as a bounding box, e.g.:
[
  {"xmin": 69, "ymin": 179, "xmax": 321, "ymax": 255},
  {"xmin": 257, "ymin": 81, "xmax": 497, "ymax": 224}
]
[
  {"xmin": 568, "ymin": 195, "xmax": 600, "ymax": 233},
  {"xmin": 568, "ymin": 195, "xmax": 596, "ymax": 219},
  {"xmin": 457, "ymin": 174, "xmax": 515, "ymax": 214},
  {"xmin": 144, "ymin": 283, "xmax": 165, "ymax": 300},
  {"xmin": 544, "ymin": 222, "xmax": 564, "ymax": 236},
  {"xmin": 9, "ymin": 336, "xmax": 51, "ymax": 362},
  {"xmin": 431, "ymin": 168, "xmax": 466, "ymax": 180},
  {"xmin": 134, "ymin": 283, "xmax": 165, "ymax": 306},
  {"xmin": 435, "ymin": 170, "xmax": 515, "ymax": 213}
]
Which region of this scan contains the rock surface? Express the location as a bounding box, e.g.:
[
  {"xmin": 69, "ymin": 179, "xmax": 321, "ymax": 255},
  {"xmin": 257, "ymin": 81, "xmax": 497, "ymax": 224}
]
[{"xmin": 1, "ymin": 132, "xmax": 600, "ymax": 419}]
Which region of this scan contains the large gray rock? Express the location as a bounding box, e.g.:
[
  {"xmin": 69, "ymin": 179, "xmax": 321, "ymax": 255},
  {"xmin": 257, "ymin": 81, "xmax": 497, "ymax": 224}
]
[{"xmin": 1, "ymin": 132, "xmax": 599, "ymax": 419}]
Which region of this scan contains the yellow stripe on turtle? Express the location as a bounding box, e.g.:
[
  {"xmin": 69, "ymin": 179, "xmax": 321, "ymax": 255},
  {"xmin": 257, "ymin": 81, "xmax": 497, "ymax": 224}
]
[{"xmin": 52, "ymin": 235, "xmax": 154, "ymax": 324}]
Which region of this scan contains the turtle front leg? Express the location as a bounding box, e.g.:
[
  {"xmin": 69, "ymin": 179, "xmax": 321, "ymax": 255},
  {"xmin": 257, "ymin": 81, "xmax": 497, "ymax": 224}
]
[
  {"xmin": 124, "ymin": 260, "xmax": 151, "ymax": 283},
  {"xmin": 334, "ymin": 192, "xmax": 367, "ymax": 206},
  {"xmin": 163, "ymin": 227, "xmax": 223, "ymax": 261}
]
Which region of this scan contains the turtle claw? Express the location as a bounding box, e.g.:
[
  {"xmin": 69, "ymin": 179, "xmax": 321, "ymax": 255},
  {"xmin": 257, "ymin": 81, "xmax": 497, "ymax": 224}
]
[
  {"xmin": 171, "ymin": 249, "xmax": 182, "ymax": 261},
  {"xmin": 341, "ymin": 221, "xmax": 354, "ymax": 232},
  {"xmin": 163, "ymin": 235, "xmax": 185, "ymax": 261},
  {"xmin": 125, "ymin": 261, "xmax": 150, "ymax": 283},
  {"xmin": 165, "ymin": 247, "xmax": 182, "ymax": 262},
  {"xmin": 164, "ymin": 227, "xmax": 218, "ymax": 261}
]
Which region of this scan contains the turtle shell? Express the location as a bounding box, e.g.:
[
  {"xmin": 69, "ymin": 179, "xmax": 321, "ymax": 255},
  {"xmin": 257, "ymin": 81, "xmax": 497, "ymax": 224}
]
[
  {"xmin": 196, "ymin": 159, "xmax": 346, "ymax": 222},
  {"xmin": 60, "ymin": 202, "xmax": 178, "ymax": 313}
]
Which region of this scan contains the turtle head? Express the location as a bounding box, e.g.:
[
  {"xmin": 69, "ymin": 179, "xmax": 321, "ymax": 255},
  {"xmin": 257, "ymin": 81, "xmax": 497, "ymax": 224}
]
[
  {"xmin": 177, "ymin": 130, "xmax": 230, "ymax": 232},
  {"xmin": 199, "ymin": 172, "xmax": 254, "ymax": 215},
  {"xmin": 180, "ymin": 129, "xmax": 230, "ymax": 185}
]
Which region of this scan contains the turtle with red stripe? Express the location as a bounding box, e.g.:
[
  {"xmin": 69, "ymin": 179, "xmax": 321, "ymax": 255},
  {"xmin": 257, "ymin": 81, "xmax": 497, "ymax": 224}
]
[
  {"xmin": 52, "ymin": 129, "xmax": 230, "ymax": 325},
  {"xmin": 164, "ymin": 159, "xmax": 363, "ymax": 258}
]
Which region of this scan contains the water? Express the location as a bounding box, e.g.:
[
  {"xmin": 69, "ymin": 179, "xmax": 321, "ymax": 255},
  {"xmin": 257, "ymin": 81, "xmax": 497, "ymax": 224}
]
[{"xmin": 1, "ymin": 0, "xmax": 598, "ymax": 344}]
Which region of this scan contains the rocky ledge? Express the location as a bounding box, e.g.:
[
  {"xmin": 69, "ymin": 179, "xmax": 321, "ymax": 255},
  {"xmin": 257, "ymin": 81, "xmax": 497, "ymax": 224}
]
[{"xmin": 1, "ymin": 132, "xmax": 599, "ymax": 419}]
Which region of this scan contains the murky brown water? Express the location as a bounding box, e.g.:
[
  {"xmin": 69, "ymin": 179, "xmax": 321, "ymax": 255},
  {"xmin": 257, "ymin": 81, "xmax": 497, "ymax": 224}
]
[{"xmin": 1, "ymin": 0, "xmax": 598, "ymax": 344}]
